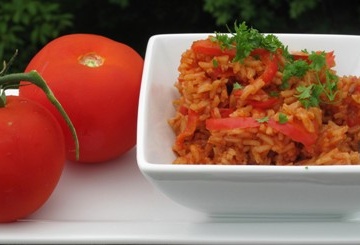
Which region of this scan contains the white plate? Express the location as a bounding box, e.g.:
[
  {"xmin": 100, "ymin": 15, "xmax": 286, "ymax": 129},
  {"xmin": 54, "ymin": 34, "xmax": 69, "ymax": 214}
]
[{"xmin": 1, "ymin": 148, "xmax": 360, "ymax": 244}]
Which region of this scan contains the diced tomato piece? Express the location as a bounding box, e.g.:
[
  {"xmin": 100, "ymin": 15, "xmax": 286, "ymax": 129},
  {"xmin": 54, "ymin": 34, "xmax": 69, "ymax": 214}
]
[
  {"xmin": 268, "ymin": 118, "xmax": 318, "ymax": 147},
  {"xmin": 247, "ymin": 97, "xmax": 279, "ymax": 109},
  {"xmin": 291, "ymin": 51, "xmax": 309, "ymax": 61},
  {"xmin": 175, "ymin": 109, "xmax": 198, "ymax": 148},
  {"xmin": 206, "ymin": 117, "xmax": 260, "ymax": 130},
  {"xmin": 210, "ymin": 108, "xmax": 234, "ymax": 118},
  {"xmin": 219, "ymin": 108, "xmax": 234, "ymax": 118},
  {"xmin": 325, "ymin": 51, "xmax": 336, "ymax": 68},
  {"xmin": 251, "ymin": 48, "xmax": 278, "ymax": 83},
  {"xmin": 191, "ymin": 38, "xmax": 236, "ymax": 57},
  {"xmin": 260, "ymin": 56, "xmax": 278, "ymax": 83},
  {"xmin": 232, "ymin": 87, "xmax": 279, "ymax": 110},
  {"xmin": 232, "ymin": 88, "xmax": 243, "ymax": 97}
]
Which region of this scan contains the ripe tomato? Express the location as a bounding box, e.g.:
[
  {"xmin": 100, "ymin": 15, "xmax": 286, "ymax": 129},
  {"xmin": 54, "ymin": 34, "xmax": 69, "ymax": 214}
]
[
  {"xmin": 19, "ymin": 34, "xmax": 144, "ymax": 163},
  {"xmin": 0, "ymin": 96, "xmax": 65, "ymax": 222}
]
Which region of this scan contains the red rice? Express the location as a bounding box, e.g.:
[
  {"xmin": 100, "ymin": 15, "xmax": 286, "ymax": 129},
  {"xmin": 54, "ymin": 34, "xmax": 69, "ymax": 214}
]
[{"xmin": 168, "ymin": 38, "xmax": 360, "ymax": 165}]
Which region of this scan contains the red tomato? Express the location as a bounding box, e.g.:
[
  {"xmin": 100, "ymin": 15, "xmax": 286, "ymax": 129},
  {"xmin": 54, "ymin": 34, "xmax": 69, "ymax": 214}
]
[
  {"xmin": 175, "ymin": 109, "xmax": 198, "ymax": 150},
  {"xmin": 268, "ymin": 118, "xmax": 318, "ymax": 147},
  {"xmin": 247, "ymin": 98, "xmax": 279, "ymax": 109},
  {"xmin": 218, "ymin": 108, "xmax": 234, "ymax": 118},
  {"xmin": 191, "ymin": 38, "xmax": 236, "ymax": 57},
  {"xmin": 250, "ymin": 48, "xmax": 278, "ymax": 83},
  {"xmin": 206, "ymin": 117, "xmax": 260, "ymax": 130},
  {"xmin": 19, "ymin": 34, "xmax": 144, "ymax": 163},
  {"xmin": 0, "ymin": 96, "xmax": 65, "ymax": 222}
]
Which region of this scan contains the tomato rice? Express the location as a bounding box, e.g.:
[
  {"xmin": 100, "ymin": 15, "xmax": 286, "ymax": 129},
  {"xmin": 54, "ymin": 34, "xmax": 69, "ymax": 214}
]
[{"xmin": 168, "ymin": 33, "xmax": 360, "ymax": 165}]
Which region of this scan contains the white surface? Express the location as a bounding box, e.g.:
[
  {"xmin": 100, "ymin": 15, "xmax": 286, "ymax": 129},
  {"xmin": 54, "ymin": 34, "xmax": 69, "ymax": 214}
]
[
  {"xmin": 1, "ymin": 148, "xmax": 360, "ymax": 244},
  {"xmin": 137, "ymin": 34, "xmax": 360, "ymax": 217}
]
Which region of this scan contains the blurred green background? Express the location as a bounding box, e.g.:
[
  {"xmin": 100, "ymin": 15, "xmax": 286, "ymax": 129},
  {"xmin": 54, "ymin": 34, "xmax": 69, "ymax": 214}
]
[{"xmin": 1, "ymin": 0, "xmax": 360, "ymax": 72}]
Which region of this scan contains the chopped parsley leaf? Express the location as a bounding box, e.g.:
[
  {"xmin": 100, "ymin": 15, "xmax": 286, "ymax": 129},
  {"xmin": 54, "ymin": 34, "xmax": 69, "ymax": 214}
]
[
  {"xmin": 269, "ymin": 91, "xmax": 280, "ymax": 97},
  {"xmin": 283, "ymin": 51, "xmax": 338, "ymax": 108},
  {"xmin": 212, "ymin": 59, "xmax": 219, "ymax": 68},
  {"xmin": 278, "ymin": 113, "xmax": 288, "ymax": 124},
  {"xmin": 282, "ymin": 59, "xmax": 309, "ymax": 88},
  {"xmin": 256, "ymin": 116, "xmax": 269, "ymax": 123},
  {"xmin": 296, "ymin": 84, "xmax": 321, "ymax": 108},
  {"xmin": 233, "ymin": 82, "xmax": 243, "ymax": 90}
]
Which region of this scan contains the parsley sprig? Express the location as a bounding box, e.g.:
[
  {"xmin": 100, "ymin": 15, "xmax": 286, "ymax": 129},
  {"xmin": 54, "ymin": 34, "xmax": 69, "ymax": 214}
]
[
  {"xmin": 213, "ymin": 21, "xmax": 285, "ymax": 62},
  {"xmin": 281, "ymin": 59, "xmax": 309, "ymax": 89},
  {"xmin": 283, "ymin": 51, "xmax": 338, "ymax": 108}
]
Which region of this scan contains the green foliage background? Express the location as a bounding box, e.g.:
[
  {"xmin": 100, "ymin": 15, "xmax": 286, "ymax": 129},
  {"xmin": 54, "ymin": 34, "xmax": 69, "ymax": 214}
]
[{"xmin": 1, "ymin": 0, "xmax": 360, "ymax": 72}]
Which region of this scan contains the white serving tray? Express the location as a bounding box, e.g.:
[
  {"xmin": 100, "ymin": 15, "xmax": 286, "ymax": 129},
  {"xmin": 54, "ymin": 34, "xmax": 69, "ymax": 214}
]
[{"xmin": 1, "ymin": 148, "xmax": 360, "ymax": 244}]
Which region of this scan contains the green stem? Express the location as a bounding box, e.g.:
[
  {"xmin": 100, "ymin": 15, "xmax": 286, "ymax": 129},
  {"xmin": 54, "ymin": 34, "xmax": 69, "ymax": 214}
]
[{"xmin": 0, "ymin": 70, "xmax": 79, "ymax": 161}]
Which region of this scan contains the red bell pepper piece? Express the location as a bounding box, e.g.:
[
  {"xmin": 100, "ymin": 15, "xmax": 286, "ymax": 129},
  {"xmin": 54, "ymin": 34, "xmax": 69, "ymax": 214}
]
[
  {"xmin": 232, "ymin": 89, "xmax": 279, "ymax": 110},
  {"xmin": 191, "ymin": 38, "xmax": 236, "ymax": 57},
  {"xmin": 267, "ymin": 118, "xmax": 318, "ymax": 147},
  {"xmin": 251, "ymin": 48, "xmax": 278, "ymax": 84},
  {"xmin": 247, "ymin": 97, "xmax": 279, "ymax": 109},
  {"xmin": 206, "ymin": 117, "xmax": 260, "ymax": 130},
  {"xmin": 175, "ymin": 109, "xmax": 198, "ymax": 149}
]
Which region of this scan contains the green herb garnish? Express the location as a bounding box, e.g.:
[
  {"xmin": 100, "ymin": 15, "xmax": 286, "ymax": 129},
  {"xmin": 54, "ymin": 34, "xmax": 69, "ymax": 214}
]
[
  {"xmin": 278, "ymin": 113, "xmax": 288, "ymax": 124},
  {"xmin": 213, "ymin": 21, "xmax": 339, "ymax": 109},
  {"xmin": 269, "ymin": 91, "xmax": 280, "ymax": 97},
  {"xmin": 214, "ymin": 21, "xmax": 286, "ymax": 62},
  {"xmin": 281, "ymin": 59, "xmax": 309, "ymax": 89},
  {"xmin": 233, "ymin": 82, "xmax": 243, "ymax": 90},
  {"xmin": 282, "ymin": 51, "xmax": 338, "ymax": 108},
  {"xmin": 212, "ymin": 59, "xmax": 219, "ymax": 68},
  {"xmin": 256, "ymin": 116, "xmax": 269, "ymax": 123},
  {"xmin": 296, "ymin": 84, "xmax": 321, "ymax": 108}
]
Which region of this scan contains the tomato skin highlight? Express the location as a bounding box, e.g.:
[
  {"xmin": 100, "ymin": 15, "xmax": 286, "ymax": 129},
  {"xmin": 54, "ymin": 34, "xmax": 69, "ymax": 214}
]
[
  {"xmin": 0, "ymin": 96, "xmax": 65, "ymax": 222},
  {"xmin": 19, "ymin": 34, "xmax": 144, "ymax": 163}
]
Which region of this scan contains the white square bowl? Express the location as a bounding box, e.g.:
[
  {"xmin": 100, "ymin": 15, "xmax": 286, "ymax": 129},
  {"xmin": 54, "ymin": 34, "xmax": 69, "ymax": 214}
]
[{"xmin": 136, "ymin": 33, "xmax": 360, "ymax": 219}]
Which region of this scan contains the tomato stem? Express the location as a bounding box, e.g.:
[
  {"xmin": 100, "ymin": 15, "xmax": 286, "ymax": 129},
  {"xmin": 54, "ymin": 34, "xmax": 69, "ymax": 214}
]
[
  {"xmin": 0, "ymin": 90, "xmax": 6, "ymax": 107},
  {"xmin": 0, "ymin": 70, "xmax": 80, "ymax": 161}
]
